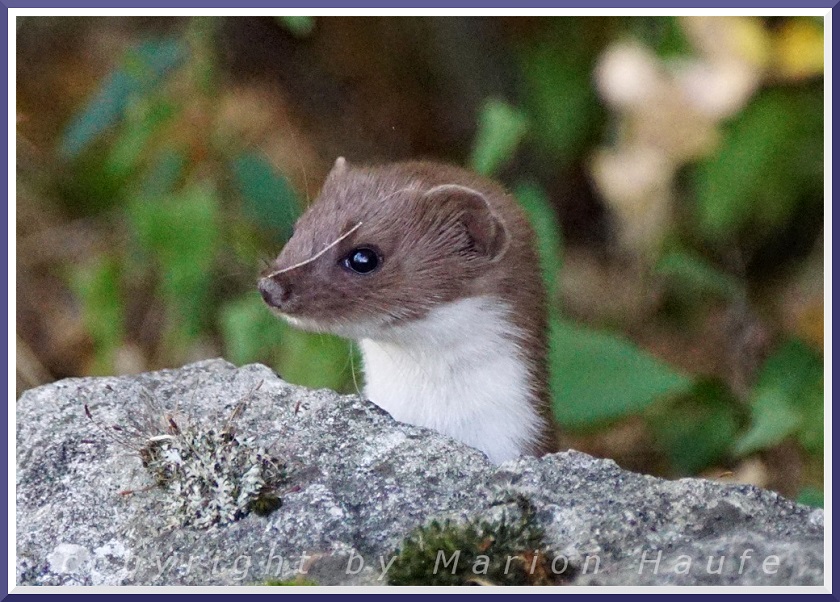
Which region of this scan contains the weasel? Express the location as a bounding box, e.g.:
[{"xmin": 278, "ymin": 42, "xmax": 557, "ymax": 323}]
[{"xmin": 258, "ymin": 158, "xmax": 555, "ymax": 464}]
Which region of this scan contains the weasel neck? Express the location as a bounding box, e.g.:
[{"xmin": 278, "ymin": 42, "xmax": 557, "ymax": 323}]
[{"xmin": 358, "ymin": 295, "xmax": 545, "ymax": 464}]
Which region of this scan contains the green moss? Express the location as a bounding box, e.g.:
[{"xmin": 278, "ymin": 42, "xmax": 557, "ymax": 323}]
[
  {"xmin": 388, "ymin": 496, "xmax": 576, "ymax": 586},
  {"xmin": 250, "ymin": 492, "xmax": 283, "ymax": 516},
  {"xmin": 265, "ymin": 577, "xmax": 318, "ymax": 586}
]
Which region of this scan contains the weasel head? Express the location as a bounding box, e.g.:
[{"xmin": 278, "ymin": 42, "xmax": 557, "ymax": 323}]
[{"xmin": 258, "ymin": 158, "xmax": 511, "ymax": 340}]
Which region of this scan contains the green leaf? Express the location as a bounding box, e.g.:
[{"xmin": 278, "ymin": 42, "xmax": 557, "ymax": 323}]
[
  {"xmin": 60, "ymin": 37, "xmax": 187, "ymax": 159},
  {"xmin": 514, "ymin": 183, "xmax": 562, "ymax": 297},
  {"xmin": 185, "ymin": 17, "xmax": 219, "ymax": 95},
  {"xmin": 140, "ymin": 148, "xmax": 187, "ymax": 197},
  {"xmin": 694, "ymin": 87, "xmax": 823, "ymax": 244},
  {"xmin": 797, "ymin": 375, "xmax": 824, "ymax": 455},
  {"xmin": 54, "ymin": 149, "xmax": 129, "ymax": 216},
  {"xmin": 220, "ymin": 294, "xmax": 356, "ymax": 392},
  {"xmin": 647, "ymin": 380, "xmax": 742, "ymax": 475},
  {"xmin": 129, "ymin": 183, "xmax": 220, "ymax": 340},
  {"xmin": 732, "ymin": 389, "xmax": 803, "ymax": 457},
  {"xmin": 758, "ymin": 338, "xmax": 823, "ymax": 393},
  {"xmin": 104, "ymin": 97, "xmax": 177, "ymax": 181},
  {"xmin": 276, "ymin": 16, "xmax": 316, "ymax": 38},
  {"xmin": 626, "ymin": 16, "xmax": 692, "ymax": 59},
  {"xmin": 67, "ymin": 258, "xmax": 124, "ymax": 375},
  {"xmin": 549, "ymin": 317, "xmax": 692, "ymax": 430},
  {"xmin": 797, "ymin": 487, "xmax": 824, "ymax": 508},
  {"xmin": 273, "ymin": 326, "xmax": 356, "ymax": 393},
  {"xmin": 519, "ymin": 23, "xmax": 604, "ymax": 164},
  {"xmin": 470, "ymin": 99, "xmax": 529, "ymax": 177},
  {"xmin": 733, "ymin": 339, "xmax": 823, "ymax": 456},
  {"xmin": 656, "ymin": 250, "xmax": 743, "ymax": 300},
  {"xmin": 232, "ymin": 152, "xmax": 301, "ymax": 243},
  {"xmin": 219, "ymin": 294, "xmax": 288, "ymax": 366}
]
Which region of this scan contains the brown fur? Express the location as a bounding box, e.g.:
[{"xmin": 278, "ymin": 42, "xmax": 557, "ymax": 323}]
[{"xmin": 260, "ymin": 159, "xmax": 556, "ymax": 456}]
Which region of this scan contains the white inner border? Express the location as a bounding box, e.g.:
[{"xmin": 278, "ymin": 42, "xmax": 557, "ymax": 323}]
[{"xmin": 8, "ymin": 5, "xmax": 833, "ymax": 595}]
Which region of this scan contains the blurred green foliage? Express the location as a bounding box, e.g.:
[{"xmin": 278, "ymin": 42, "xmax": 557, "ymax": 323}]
[
  {"xmin": 470, "ymin": 98, "xmax": 529, "ymax": 178},
  {"xmin": 57, "ymin": 22, "xmax": 355, "ymax": 390},
  {"xmin": 648, "ymin": 380, "xmax": 743, "ymax": 475},
  {"xmin": 548, "ymin": 318, "xmax": 692, "ymax": 430},
  {"xmin": 233, "ymin": 152, "xmax": 301, "ymax": 243},
  {"xmin": 512, "ymin": 183, "xmax": 563, "ymax": 297},
  {"xmin": 797, "ymin": 487, "xmax": 824, "ymax": 509},
  {"xmin": 655, "ymin": 250, "xmax": 744, "ymax": 301},
  {"xmin": 130, "ymin": 183, "xmax": 221, "ymax": 343},
  {"xmin": 219, "ymin": 295, "xmax": 352, "ymax": 392},
  {"xmin": 517, "ymin": 20, "xmax": 605, "ymax": 165},
  {"xmin": 630, "ymin": 16, "xmax": 692, "ymax": 58},
  {"xmin": 45, "ymin": 16, "xmax": 822, "ymax": 502},
  {"xmin": 734, "ymin": 340, "xmax": 824, "ymax": 457},
  {"xmin": 67, "ymin": 258, "xmax": 124, "ymax": 375},
  {"xmin": 694, "ymin": 87, "xmax": 823, "ymax": 248},
  {"xmin": 60, "ymin": 38, "xmax": 187, "ymax": 160}
]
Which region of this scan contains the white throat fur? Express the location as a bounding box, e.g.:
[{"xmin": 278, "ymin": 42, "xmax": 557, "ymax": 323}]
[{"xmin": 358, "ymin": 295, "xmax": 542, "ymax": 464}]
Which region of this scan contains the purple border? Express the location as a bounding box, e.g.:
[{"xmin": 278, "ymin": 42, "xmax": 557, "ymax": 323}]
[
  {"xmin": 1, "ymin": 0, "xmax": 839, "ymax": 6},
  {"xmin": 5, "ymin": 4, "xmax": 833, "ymax": 600},
  {"xmin": 3, "ymin": 0, "xmax": 9, "ymax": 599}
]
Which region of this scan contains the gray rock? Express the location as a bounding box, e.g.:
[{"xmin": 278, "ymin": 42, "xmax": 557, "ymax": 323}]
[{"xmin": 16, "ymin": 359, "xmax": 824, "ymax": 586}]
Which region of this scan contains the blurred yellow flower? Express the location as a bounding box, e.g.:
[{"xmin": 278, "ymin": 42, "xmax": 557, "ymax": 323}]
[{"xmin": 773, "ymin": 18, "xmax": 824, "ymax": 80}]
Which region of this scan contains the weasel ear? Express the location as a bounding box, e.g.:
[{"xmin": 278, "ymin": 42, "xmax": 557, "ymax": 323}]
[
  {"xmin": 422, "ymin": 184, "xmax": 510, "ymax": 260},
  {"xmin": 327, "ymin": 156, "xmax": 348, "ymax": 180}
]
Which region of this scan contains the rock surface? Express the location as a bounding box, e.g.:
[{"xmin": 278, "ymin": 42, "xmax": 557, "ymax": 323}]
[{"xmin": 16, "ymin": 359, "xmax": 824, "ymax": 586}]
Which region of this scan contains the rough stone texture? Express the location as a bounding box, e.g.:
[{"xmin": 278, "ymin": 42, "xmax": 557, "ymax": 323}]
[{"xmin": 16, "ymin": 359, "xmax": 824, "ymax": 586}]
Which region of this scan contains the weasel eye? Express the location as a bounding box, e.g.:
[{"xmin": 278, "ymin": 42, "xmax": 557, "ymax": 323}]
[{"xmin": 342, "ymin": 247, "xmax": 381, "ymax": 274}]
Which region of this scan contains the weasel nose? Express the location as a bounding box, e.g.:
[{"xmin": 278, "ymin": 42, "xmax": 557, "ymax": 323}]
[{"xmin": 258, "ymin": 276, "xmax": 292, "ymax": 309}]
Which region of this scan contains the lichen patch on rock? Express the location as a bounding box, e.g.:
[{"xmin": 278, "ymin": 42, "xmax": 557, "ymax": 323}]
[{"xmin": 139, "ymin": 426, "xmax": 286, "ymax": 529}]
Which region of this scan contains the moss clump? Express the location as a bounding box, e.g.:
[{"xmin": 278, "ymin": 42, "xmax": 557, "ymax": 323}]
[
  {"xmin": 265, "ymin": 578, "xmax": 318, "ymax": 586},
  {"xmin": 250, "ymin": 492, "xmax": 283, "ymax": 516},
  {"xmin": 140, "ymin": 426, "xmax": 287, "ymax": 529},
  {"xmin": 388, "ymin": 497, "xmax": 576, "ymax": 586}
]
